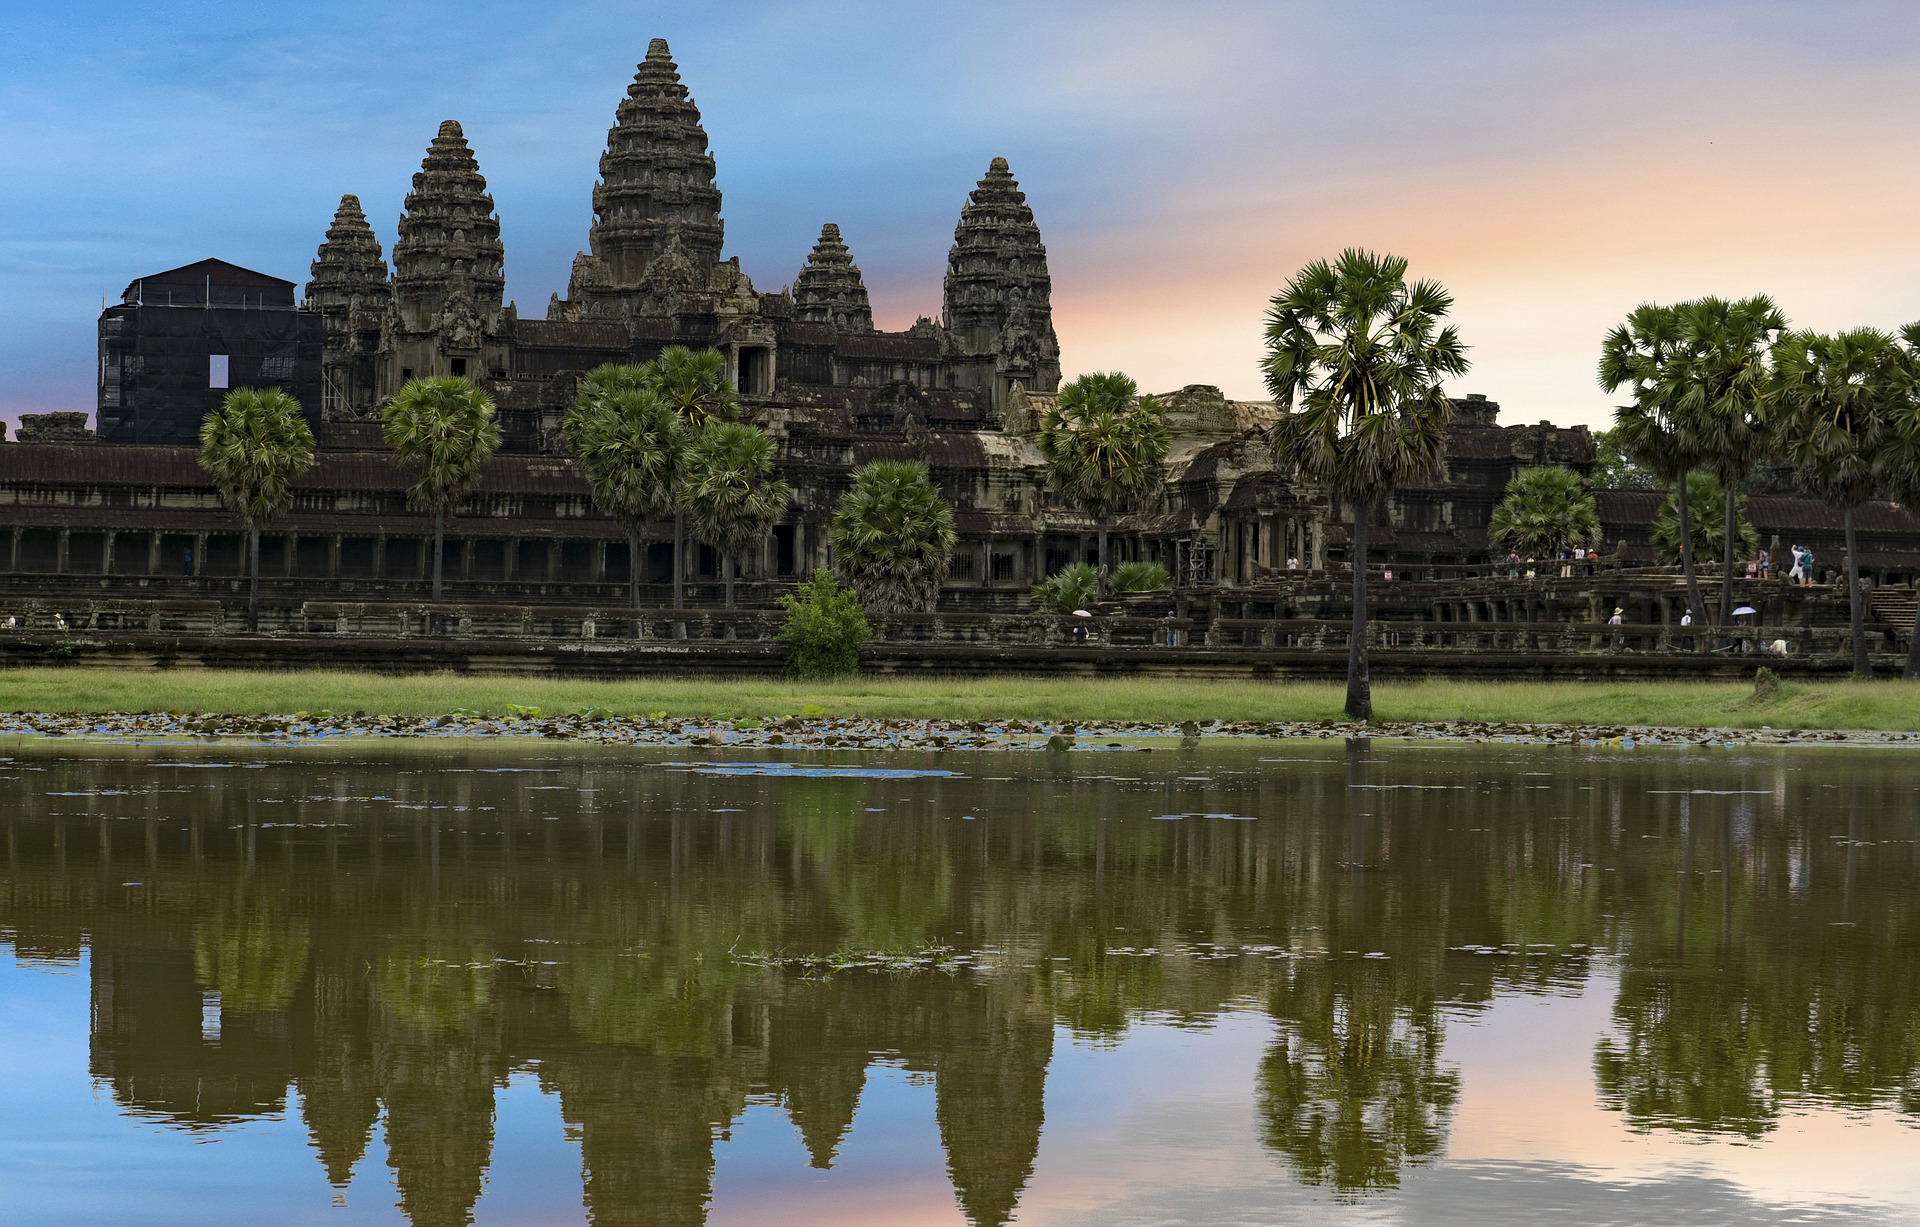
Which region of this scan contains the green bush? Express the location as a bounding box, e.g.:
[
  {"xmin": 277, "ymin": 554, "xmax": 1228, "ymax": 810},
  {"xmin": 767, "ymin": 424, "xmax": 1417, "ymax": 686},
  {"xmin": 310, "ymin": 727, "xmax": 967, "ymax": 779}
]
[
  {"xmin": 776, "ymin": 569, "xmax": 870, "ymax": 678},
  {"xmin": 1109, "ymin": 560, "xmax": 1172, "ymax": 593},
  {"xmin": 1032, "ymin": 562, "xmax": 1100, "ymax": 612}
]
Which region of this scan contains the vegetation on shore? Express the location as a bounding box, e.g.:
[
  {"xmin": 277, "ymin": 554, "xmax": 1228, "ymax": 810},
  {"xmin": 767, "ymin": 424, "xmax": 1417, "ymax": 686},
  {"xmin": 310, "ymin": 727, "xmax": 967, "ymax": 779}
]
[{"xmin": 2, "ymin": 668, "xmax": 1917, "ymax": 732}]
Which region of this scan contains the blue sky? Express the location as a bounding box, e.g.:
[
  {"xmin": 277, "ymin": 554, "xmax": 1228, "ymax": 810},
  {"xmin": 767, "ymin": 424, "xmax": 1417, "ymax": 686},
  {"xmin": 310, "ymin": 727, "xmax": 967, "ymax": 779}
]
[{"xmin": 4, "ymin": 0, "xmax": 1920, "ymax": 429}]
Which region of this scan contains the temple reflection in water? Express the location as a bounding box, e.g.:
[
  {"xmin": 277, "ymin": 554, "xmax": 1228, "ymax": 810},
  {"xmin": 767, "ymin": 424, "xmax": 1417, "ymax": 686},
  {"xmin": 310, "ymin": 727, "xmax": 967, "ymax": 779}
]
[{"xmin": 3, "ymin": 740, "xmax": 1918, "ymax": 1224}]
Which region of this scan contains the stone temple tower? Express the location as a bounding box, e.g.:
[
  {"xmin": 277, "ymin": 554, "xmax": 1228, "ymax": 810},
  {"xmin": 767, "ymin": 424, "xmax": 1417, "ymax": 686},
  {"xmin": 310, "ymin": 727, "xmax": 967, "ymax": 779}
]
[
  {"xmin": 942, "ymin": 157, "xmax": 1062, "ymax": 410},
  {"xmin": 305, "ymin": 194, "xmax": 391, "ymax": 421},
  {"xmin": 791, "ymin": 224, "xmax": 874, "ymax": 333},
  {"xmin": 385, "ymin": 119, "xmax": 508, "ymax": 392},
  {"xmin": 566, "ymin": 38, "xmax": 724, "ymax": 318}
]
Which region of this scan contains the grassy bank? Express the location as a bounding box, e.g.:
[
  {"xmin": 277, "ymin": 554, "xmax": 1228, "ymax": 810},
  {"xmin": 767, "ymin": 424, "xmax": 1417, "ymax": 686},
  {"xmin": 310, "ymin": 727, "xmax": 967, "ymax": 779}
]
[{"xmin": 2, "ymin": 668, "xmax": 1917, "ymax": 731}]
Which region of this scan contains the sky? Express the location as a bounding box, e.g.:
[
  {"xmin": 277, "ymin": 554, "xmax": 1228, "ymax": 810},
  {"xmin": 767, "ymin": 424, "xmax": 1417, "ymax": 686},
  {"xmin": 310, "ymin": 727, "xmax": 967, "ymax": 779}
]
[{"xmin": 4, "ymin": 0, "xmax": 1920, "ymax": 431}]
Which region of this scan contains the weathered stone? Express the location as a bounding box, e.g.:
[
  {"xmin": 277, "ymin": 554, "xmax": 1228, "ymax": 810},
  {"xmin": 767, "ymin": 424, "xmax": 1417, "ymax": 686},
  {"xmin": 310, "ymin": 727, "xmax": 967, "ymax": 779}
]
[
  {"xmin": 944, "ymin": 157, "xmax": 1061, "ymax": 405},
  {"xmin": 568, "ymin": 37, "xmax": 724, "ymax": 317},
  {"xmin": 15, "ymin": 412, "xmax": 93, "ymax": 443},
  {"xmin": 386, "ymin": 120, "xmax": 507, "ymax": 390},
  {"xmin": 792, "ymin": 224, "xmax": 874, "ymax": 333},
  {"xmin": 306, "ymin": 194, "xmax": 391, "ymax": 420}
]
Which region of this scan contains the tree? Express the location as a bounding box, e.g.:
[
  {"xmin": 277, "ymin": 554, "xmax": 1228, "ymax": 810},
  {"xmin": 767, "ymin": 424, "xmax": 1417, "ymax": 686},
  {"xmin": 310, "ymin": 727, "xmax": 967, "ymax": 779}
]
[
  {"xmin": 639, "ymin": 346, "xmax": 738, "ymax": 608},
  {"xmin": 775, "ymin": 569, "xmax": 870, "ymax": 677},
  {"xmin": 1489, "ymin": 465, "xmax": 1601, "ymax": 559},
  {"xmin": 1036, "ymin": 372, "xmax": 1169, "ymax": 592},
  {"xmin": 680, "ymin": 419, "xmax": 790, "ymax": 608},
  {"xmin": 1600, "ymin": 304, "xmax": 1710, "ymax": 629},
  {"xmin": 1668, "ymin": 297, "xmax": 1788, "ymax": 623},
  {"xmin": 1770, "ymin": 328, "xmax": 1909, "ymax": 677},
  {"xmin": 197, "ymin": 386, "xmax": 315, "ymax": 630},
  {"xmin": 381, "ymin": 376, "xmax": 503, "ymax": 602},
  {"xmin": 563, "ymin": 366, "xmax": 686, "ymax": 610},
  {"xmin": 829, "ymin": 459, "xmax": 956, "ymax": 613},
  {"xmin": 1591, "ymin": 426, "xmax": 1661, "ymax": 490},
  {"xmin": 1650, "ymin": 472, "xmax": 1759, "ymax": 567},
  {"xmin": 1263, "ymin": 249, "xmax": 1468, "ymax": 721},
  {"xmin": 1030, "ymin": 562, "xmax": 1100, "ymax": 614},
  {"xmin": 1878, "ymin": 324, "xmax": 1920, "ymax": 678}
]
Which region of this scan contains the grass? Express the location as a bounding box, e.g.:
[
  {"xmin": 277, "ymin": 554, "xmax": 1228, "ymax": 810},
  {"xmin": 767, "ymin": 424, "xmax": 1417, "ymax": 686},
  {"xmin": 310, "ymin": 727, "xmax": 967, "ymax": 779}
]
[{"xmin": 1, "ymin": 667, "xmax": 1918, "ymax": 731}]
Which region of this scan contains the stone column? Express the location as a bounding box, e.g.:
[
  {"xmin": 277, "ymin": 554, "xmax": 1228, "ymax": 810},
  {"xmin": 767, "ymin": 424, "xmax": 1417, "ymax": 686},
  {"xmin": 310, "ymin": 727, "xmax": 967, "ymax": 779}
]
[
  {"xmin": 56, "ymin": 529, "xmax": 70, "ymax": 574},
  {"xmin": 282, "ymin": 534, "xmax": 296, "ymax": 577},
  {"xmin": 546, "ymin": 540, "xmax": 559, "ymax": 583},
  {"xmin": 147, "ymin": 531, "xmax": 162, "ymax": 576},
  {"xmin": 327, "ymin": 535, "xmax": 341, "ymax": 578},
  {"xmin": 374, "ymin": 535, "xmax": 389, "ymax": 580},
  {"xmin": 7, "ymin": 527, "xmax": 19, "ymax": 572},
  {"xmin": 505, "ymin": 536, "xmax": 521, "ymax": 582},
  {"xmin": 1033, "ymin": 531, "xmax": 1046, "ymax": 582},
  {"xmin": 102, "ymin": 531, "xmax": 117, "ymax": 576},
  {"xmin": 194, "ymin": 532, "xmax": 209, "ymax": 578},
  {"xmin": 593, "ymin": 542, "xmax": 607, "ymax": 583},
  {"xmin": 978, "ymin": 538, "xmax": 990, "ymax": 588},
  {"xmin": 1310, "ymin": 516, "xmax": 1326, "ymax": 572}
]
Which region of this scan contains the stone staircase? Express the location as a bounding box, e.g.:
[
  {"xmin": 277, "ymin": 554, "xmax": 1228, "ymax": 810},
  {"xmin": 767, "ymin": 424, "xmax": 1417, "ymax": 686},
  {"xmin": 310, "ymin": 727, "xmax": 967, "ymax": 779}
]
[{"xmin": 1867, "ymin": 589, "xmax": 1917, "ymax": 640}]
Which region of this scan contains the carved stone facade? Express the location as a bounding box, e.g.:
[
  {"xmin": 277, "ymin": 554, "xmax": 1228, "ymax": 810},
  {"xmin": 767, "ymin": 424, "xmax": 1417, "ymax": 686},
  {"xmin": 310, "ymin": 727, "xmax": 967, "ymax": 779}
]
[
  {"xmin": 306, "ymin": 195, "xmax": 391, "ymax": 420},
  {"xmin": 792, "ymin": 225, "xmax": 875, "ymax": 333},
  {"xmin": 384, "ymin": 120, "xmax": 509, "ymax": 396}
]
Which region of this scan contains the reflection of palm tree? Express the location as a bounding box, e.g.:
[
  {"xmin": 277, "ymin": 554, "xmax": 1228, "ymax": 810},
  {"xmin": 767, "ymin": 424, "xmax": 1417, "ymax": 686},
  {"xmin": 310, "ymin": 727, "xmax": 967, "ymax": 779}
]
[
  {"xmin": 193, "ymin": 890, "xmax": 311, "ymax": 1013},
  {"xmin": 374, "ymin": 932, "xmax": 495, "ymax": 1031},
  {"xmin": 1257, "ymin": 961, "xmax": 1459, "ymax": 1197}
]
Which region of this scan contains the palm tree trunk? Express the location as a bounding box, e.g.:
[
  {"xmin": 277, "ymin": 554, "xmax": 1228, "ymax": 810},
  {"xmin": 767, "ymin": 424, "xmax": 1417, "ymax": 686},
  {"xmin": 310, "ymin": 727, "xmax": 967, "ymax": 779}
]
[
  {"xmin": 248, "ymin": 525, "xmax": 261, "ymax": 632},
  {"xmin": 1904, "ymin": 592, "xmax": 1920, "ymax": 680},
  {"xmin": 432, "ymin": 508, "xmax": 445, "ymax": 603},
  {"xmin": 1676, "ymin": 472, "xmax": 1704, "ymax": 648},
  {"xmin": 628, "ymin": 527, "xmax": 642, "ymax": 612},
  {"xmin": 1845, "ymin": 504, "xmax": 1870, "ymax": 677},
  {"xmin": 1098, "ymin": 524, "xmax": 1109, "ymax": 597},
  {"xmin": 1346, "ymin": 507, "xmax": 1372, "ymax": 722},
  {"xmin": 673, "ymin": 512, "xmax": 685, "ymax": 609},
  {"xmin": 1719, "ymin": 482, "xmax": 1737, "ymax": 625}
]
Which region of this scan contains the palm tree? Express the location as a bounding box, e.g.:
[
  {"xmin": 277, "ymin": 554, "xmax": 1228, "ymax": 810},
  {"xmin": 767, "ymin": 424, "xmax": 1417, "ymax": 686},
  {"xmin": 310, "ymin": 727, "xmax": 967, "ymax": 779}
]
[
  {"xmin": 641, "ymin": 346, "xmax": 738, "ymax": 607},
  {"xmin": 1036, "ymin": 371, "xmax": 1170, "ymax": 590},
  {"xmin": 1668, "ymin": 296, "xmax": 1788, "ymax": 623},
  {"xmin": 1263, "ymin": 249, "xmax": 1468, "ymax": 721},
  {"xmin": 1489, "ymin": 465, "xmax": 1600, "ymax": 560},
  {"xmin": 829, "ymin": 459, "xmax": 956, "ymax": 613},
  {"xmin": 197, "ymin": 386, "xmax": 315, "ymax": 630},
  {"xmin": 1770, "ymin": 328, "xmax": 1909, "ymax": 677},
  {"xmin": 381, "ymin": 376, "xmax": 503, "ymax": 602},
  {"xmin": 1600, "ymin": 304, "xmax": 1710, "ymax": 629},
  {"xmin": 680, "ymin": 419, "xmax": 791, "ymax": 608},
  {"xmin": 1879, "ymin": 323, "xmax": 1920, "ymax": 679},
  {"xmin": 563, "ymin": 367, "xmax": 685, "ymax": 610},
  {"xmin": 1650, "ymin": 472, "xmax": 1759, "ymax": 567}
]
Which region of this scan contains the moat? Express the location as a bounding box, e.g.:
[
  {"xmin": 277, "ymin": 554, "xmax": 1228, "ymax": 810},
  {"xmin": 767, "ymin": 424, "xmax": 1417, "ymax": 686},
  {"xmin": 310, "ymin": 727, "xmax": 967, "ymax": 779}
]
[{"xmin": 3, "ymin": 738, "xmax": 1917, "ymax": 1226}]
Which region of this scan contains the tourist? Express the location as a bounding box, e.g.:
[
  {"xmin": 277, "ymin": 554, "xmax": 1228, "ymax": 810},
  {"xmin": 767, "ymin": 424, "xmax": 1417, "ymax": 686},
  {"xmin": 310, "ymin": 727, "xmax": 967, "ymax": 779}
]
[
  {"xmin": 1788, "ymin": 545, "xmax": 1805, "ymax": 585},
  {"xmin": 182, "ymin": 547, "xmax": 194, "ymax": 577},
  {"xmin": 1507, "ymin": 549, "xmax": 1521, "ymax": 578},
  {"xmin": 1799, "ymin": 546, "xmax": 1816, "ymax": 586},
  {"xmin": 1758, "ymin": 547, "xmax": 1770, "ymax": 579},
  {"xmin": 1608, "ymin": 607, "xmax": 1624, "ymax": 625},
  {"xmin": 1286, "ymin": 555, "xmax": 1299, "ymax": 571},
  {"xmin": 1680, "ymin": 608, "xmax": 1695, "ymax": 650},
  {"xmin": 1559, "ymin": 545, "xmax": 1573, "ymax": 578}
]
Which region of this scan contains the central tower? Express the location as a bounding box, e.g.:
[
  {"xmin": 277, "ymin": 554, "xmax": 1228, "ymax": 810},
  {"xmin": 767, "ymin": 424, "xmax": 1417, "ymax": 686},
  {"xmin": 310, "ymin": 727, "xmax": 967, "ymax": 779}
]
[{"xmin": 567, "ymin": 38, "xmax": 724, "ymax": 317}]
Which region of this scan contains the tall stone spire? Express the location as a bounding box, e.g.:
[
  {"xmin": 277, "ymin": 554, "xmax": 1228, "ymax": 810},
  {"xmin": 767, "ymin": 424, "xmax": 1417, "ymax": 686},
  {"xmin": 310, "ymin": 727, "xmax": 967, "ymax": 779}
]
[
  {"xmin": 386, "ymin": 120, "xmax": 507, "ymax": 389},
  {"xmin": 942, "ymin": 157, "xmax": 1062, "ymax": 408},
  {"xmin": 569, "ymin": 38, "xmax": 724, "ymax": 315},
  {"xmin": 306, "ymin": 194, "xmax": 391, "ymax": 420},
  {"xmin": 792, "ymin": 223, "xmax": 874, "ymax": 333}
]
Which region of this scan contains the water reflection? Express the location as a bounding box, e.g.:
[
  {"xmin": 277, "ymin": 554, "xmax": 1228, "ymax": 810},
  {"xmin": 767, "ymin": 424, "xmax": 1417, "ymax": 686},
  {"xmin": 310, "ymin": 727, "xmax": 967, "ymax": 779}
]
[{"xmin": 2, "ymin": 740, "xmax": 1918, "ymax": 1224}]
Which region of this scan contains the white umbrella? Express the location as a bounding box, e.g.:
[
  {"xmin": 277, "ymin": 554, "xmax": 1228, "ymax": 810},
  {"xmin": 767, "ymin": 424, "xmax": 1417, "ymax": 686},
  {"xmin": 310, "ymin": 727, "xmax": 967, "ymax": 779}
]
[
  {"xmin": 1071, "ymin": 609, "xmax": 1093, "ymax": 617},
  {"xmin": 1732, "ymin": 606, "xmax": 1758, "ymax": 616}
]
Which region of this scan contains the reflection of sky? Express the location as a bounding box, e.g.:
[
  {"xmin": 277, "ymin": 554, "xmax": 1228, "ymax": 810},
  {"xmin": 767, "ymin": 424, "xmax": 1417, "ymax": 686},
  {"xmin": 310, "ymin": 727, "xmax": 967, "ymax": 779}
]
[
  {"xmin": 6, "ymin": 2, "xmax": 1920, "ymax": 428},
  {"xmin": 8, "ymin": 953, "xmax": 1920, "ymax": 1225}
]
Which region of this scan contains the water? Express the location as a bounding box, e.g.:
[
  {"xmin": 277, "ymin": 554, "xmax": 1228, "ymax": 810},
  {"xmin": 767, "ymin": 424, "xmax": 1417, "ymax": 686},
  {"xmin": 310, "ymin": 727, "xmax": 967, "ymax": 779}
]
[{"xmin": 2, "ymin": 737, "xmax": 1917, "ymax": 1226}]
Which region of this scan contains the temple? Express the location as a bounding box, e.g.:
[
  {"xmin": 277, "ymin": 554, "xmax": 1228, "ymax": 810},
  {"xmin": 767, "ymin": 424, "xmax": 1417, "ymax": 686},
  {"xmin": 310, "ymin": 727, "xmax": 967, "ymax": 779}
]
[{"xmin": 2, "ymin": 37, "xmax": 1910, "ymax": 619}]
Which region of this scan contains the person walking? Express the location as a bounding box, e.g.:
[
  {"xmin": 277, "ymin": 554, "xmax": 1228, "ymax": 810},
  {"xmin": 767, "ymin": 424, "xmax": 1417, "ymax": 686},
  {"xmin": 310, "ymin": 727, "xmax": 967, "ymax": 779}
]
[{"xmin": 1787, "ymin": 545, "xmax": 1805, "ymax": 586}]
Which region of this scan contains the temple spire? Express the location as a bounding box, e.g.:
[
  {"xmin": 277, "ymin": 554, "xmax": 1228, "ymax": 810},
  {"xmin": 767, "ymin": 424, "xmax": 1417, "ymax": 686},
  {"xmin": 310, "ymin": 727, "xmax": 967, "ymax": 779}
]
[
  {"xmin": 306, "ymin": 194, "xmax": 391, "ymax": 420},
  {"xmin": 792, "ymin": 223, "xmax": 875, "ymax": 333},
  {"xmin": 942, "ymin": 157, "xmax": 1061, "ymax": 408},
  {"xmin": 386, "ymin": 120, "xmax": 506, "ymax": 390},
  {"xmin": 570, "ymin": 37, "xmax": 724, "ymax": 314}
]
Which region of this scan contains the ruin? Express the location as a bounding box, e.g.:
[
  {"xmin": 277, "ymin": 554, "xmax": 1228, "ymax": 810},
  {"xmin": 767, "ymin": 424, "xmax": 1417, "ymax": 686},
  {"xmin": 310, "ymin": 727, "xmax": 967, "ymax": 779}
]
[{"xmin": 0, "ymin": 35, "xmax": 1909, "ymax": 649}]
